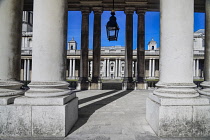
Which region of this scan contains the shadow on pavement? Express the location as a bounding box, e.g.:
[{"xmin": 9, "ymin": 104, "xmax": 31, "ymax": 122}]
[{"xmin": 68, "ymin": 90, "xmax": 133, "ymax": 135}]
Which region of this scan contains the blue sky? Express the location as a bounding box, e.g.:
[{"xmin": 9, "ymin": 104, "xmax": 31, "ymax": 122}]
[{"xmin": 67, "ymin": 11, "xmax": 205, "ymax": 50}]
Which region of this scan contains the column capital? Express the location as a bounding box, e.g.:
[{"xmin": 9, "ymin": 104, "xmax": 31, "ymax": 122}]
[
  {"xmin": 81, "ymin": 7, "xmax": 90, "ymax": 14},
  {"xmin": 136, "ymin": 8, "xmax": 146, "ymax": 15},
  {"xmin": 92, "ymin": 7, "xmax": 103, "ymax": 14},
  {"xmin": 124, "ymin": 7, "xmax": 135, "ymax": 15}
]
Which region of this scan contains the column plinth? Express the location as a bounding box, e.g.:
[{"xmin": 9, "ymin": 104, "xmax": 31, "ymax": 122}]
[{"xmin": 0, "ymin": 0, "xmax": 24, "ymax": 104}]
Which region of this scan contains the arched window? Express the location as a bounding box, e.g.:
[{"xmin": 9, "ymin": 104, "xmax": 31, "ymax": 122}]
[{"xmin": 71, "ymin": 45, "xmax": 73, "ymax": 50}]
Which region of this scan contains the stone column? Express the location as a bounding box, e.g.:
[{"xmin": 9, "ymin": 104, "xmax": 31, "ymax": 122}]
[
  {"xmin": 146, "ymin": 0, "xmax": 209, "ymax": 137},
  {"xmin": 135, "ymin": 61, "xmax": 137, "ymax": 79},
  {"xmin": 90, "ymin": 61, "xmax": 93, "ymax": 77},
  {"xmin": 193, "ymin": 59, "xmax": 196, "ymax": 77},
  {"xmin": 152, "ymin": 59, "xmax": 155, "ymax": 77},
  {"xmin": 153, "ymin": 0, "xmax": 198, "ymax": 97},
  {"xmin": 107, "ymin": 58, "xmax": 110, "ymax": 78},
  {"xmin": 27, "ymin": 59, "xmax": 30, "ymax": 81},
  {"xmin": 0, "ymin": 0, "xmax": 24, "ymax": 104},
  {"xmin": 69, "ymin": 59, "xmax": 72, "ymax": 78},
  {"xmin": 118, "ymin": 59, "xmax": 121, "ymax": 77},
  {"xmin": 199, "ymin": 0, "xmax": 210, "ymax": 95},
  {"xmin": 78, "ymin": 7, "xmax": 90, "ymax": 90},
  {"xmin": 73, "ymin": 58, "xmax": 75, "ymax": 78},
  {"xmin": 91, "ymin": 7, "xmax": 102, "ymax": 89},
  {"xmin": 24, "ymin": 59, "xmax": 27, "ymax": 81},
  {"xmin": 14, "ymin": 0, "xmax": 78, "ymax": 137},
  {"xmin": 149, "ymin": 59, "xmax": 152, "ymax": 77},
  {"xmin": 104, "ymin": 58, "xmax": 107, "ymax": 77},
  {"xmin": 115, "ymin": 59, "xmax": 118, "ymax": 78},
  {"xmin": 136, "ymin": 9, "xmax": 147, "ymax": 89},
  {"xmin": 196, "ymin": 59, "xmax": 199, "ymax": 77},
  {"xmin": 124, "ymin": 7, "xmax": 135, "ymax": 90}
]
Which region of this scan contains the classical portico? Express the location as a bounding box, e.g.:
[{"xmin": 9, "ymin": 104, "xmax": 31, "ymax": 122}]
[{"xmin": 1, "ymin": 0, "xmax": 210, "ymax": 138}]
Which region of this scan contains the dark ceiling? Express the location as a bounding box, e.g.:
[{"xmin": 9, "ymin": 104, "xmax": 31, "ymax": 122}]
[{"xmin": 23, "ymin": 0, "xmax": 205, "ymax": 12}]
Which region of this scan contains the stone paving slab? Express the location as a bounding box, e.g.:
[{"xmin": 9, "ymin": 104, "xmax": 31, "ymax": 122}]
[{"xmin": 1, "ymin": 90, "xmax": 210, "ymax": 140}]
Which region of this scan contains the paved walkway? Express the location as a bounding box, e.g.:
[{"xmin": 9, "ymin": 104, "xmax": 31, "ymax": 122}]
[
  {"xmin": 65, "ymin": 90, "xmax": 210, "ymax": 140},
  {"xmin": 1, "ymin": 90, "xmax": 210, "ymax": 140}
]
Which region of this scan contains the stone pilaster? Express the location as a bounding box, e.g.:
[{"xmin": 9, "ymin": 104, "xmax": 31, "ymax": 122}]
[
  {"xmin": 146, "ymin": 0, "xmax": 210, "ymax": 137},
  {"xmin": 136, "ymin": 9, "xmax": 147, "ymax": 89},
  {"xmin": 78, "ymin": 7, "xmax": 90, "ymax": 90},
  {"xmin": 90, "ymin": 7, "xmax": 102, "ymax": 90},
  {"xmin": 0, "ymin": 0, "xmax": 24, "ymax": 105},
  {"xmin": 123, "ymin": 7, "xmax": 135, "ymax": 90}
]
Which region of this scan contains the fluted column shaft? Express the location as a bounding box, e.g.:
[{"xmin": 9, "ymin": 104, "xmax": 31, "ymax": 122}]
[
  {"xmin": 136, "ymin": 10, "xmax": 145, "ymax": 82},
  {"xmin": 92, "ymin": 7, "xmax": 102, "ymax": 83}
]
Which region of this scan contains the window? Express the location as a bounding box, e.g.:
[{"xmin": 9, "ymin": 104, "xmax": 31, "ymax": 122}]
[
  {"xmin": 152, "ymin": 46, "xmax": 154, "ymax": 50},
  {"xmin": 71, "ymin": 45, "xmax": 73, "ymax": 50},
  {"xmin": 111, "ymin": 66, "xmax": 114, "ymax": 71}
]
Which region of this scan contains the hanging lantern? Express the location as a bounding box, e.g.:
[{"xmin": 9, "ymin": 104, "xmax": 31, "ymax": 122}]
[
  {"xmin": 106, "ymin": 0, "xmax": 119, "ymax": 41},
  {"xmin": 106, "ymin": 10, "xmax": 119, "ymax": 41}
]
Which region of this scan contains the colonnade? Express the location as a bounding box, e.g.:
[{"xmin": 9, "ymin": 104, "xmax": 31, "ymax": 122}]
[
  {"xmin": 78, "ymin": 7, "xmax": 146, "ymax": 90},
  {"xmin": 1, "ymin": 0, "xmax": 210, "ymax": 137}
]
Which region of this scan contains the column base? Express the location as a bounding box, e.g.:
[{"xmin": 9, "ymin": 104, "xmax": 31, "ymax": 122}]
[
  {"xmin": 89, "ymin": 82, "xmax": 102, "ymax": 90},
  {"xmin": 0, "ymin": 93, "xmax": 78, "ymax": 137},
  {"xmin": 0, "ymin": 81, "xmax": 24, "ymax": 105},
  {"xmin": 135, "ymin": 82, "xmax": 148, "ymax": 90},
  {"xmin": 122, "ymin": 77, "xmax": 135, "ymax": 90},
  {"xmin": 154, "ymin": 82, "xmax": 199, "ymax": 98},
  {"xmin": 77, "ymin": 81, "xmax": 90, "ymax": 90},
  {"xmin": 198, "ymin": 81, "xmax": 210, "ymax": 96},
  {"xmin": 146, "ymin": 93, "xmax": 210, "ymax": 137}
]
